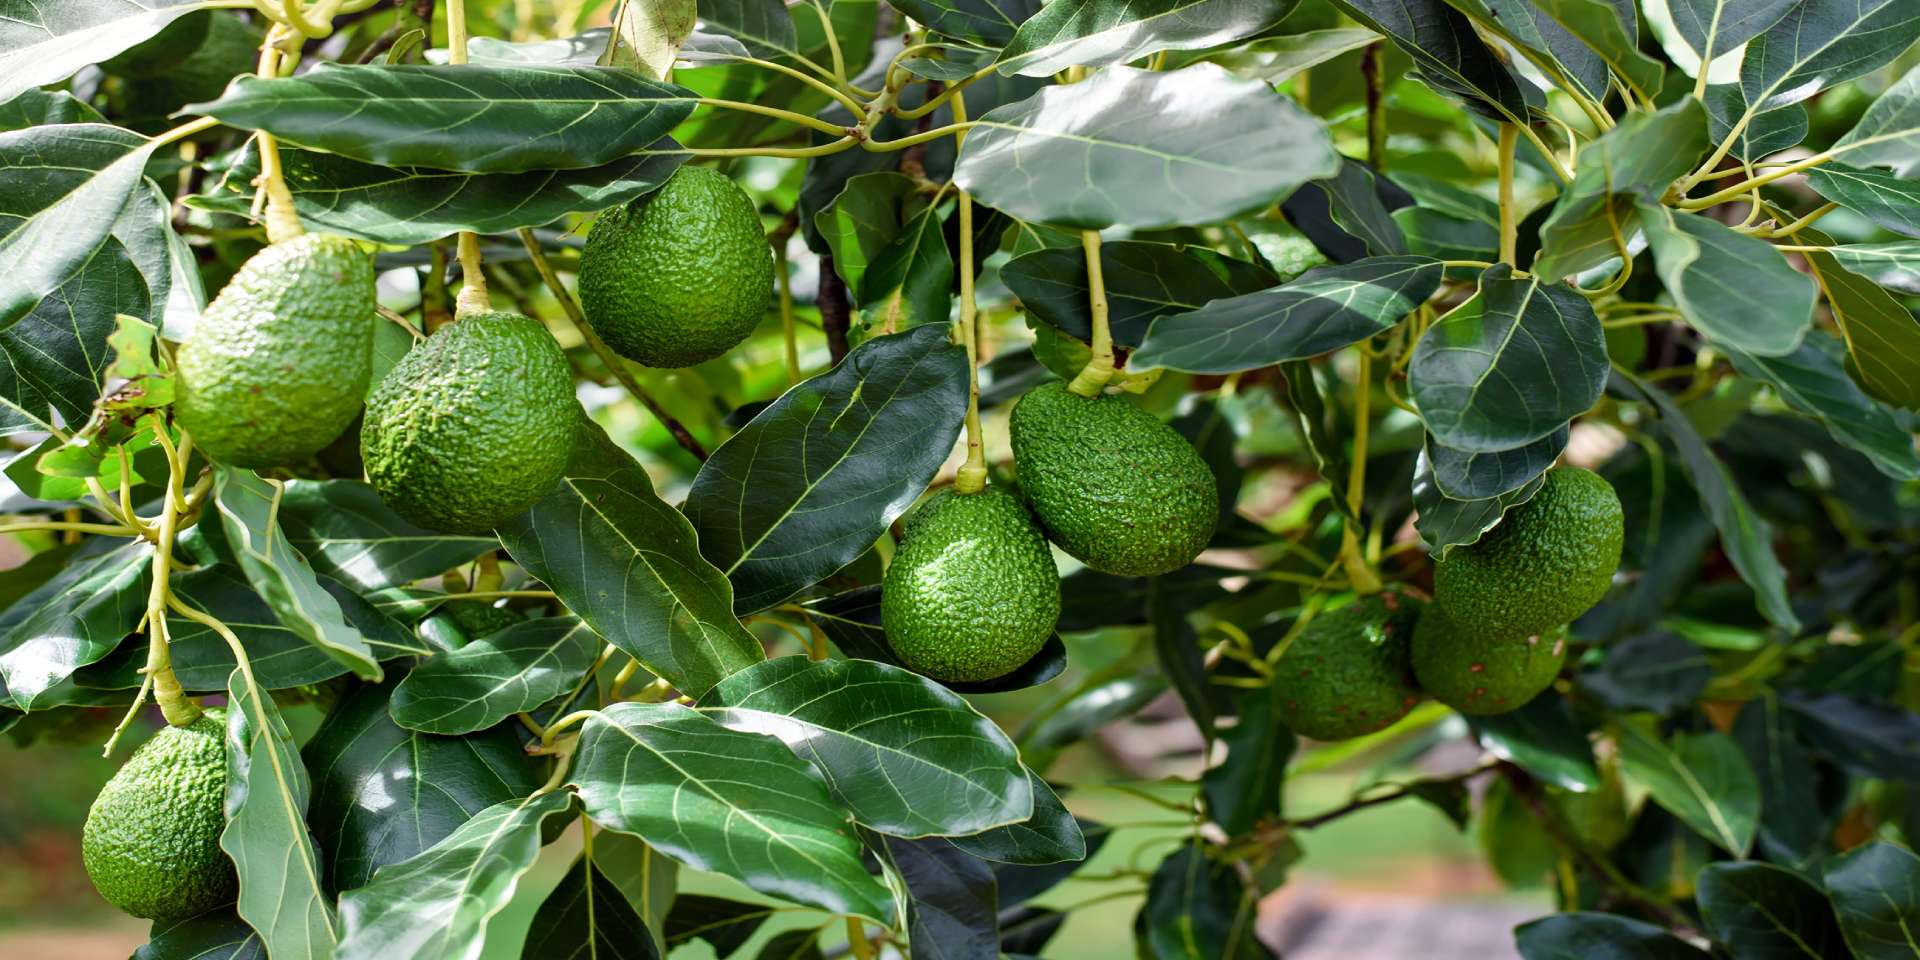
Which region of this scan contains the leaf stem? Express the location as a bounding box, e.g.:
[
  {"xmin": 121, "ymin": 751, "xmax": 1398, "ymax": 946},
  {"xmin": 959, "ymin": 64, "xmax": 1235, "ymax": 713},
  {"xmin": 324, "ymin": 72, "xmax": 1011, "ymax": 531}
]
[
  {"xmin": 1678, "ymin": 149, "xmax": 1836, "ymax": 209},
  {"xmin": 679, "ymin": 137, "xmax": 860, "ymax": 159},
  {"xmin": 1065, "ymin": 230, "xmax": 1115, "ymax": 397},
  {"xmin": 861, "ymin": 122, "xmax": 977, "ymax": 152},
  {"xmin": 543, "ymin": 709, "xmax": 598, "ymax": 745},
  {"xmin": 1497, "ymin": 123, "xmax": 1518, "ymax": 266},
  {"xmin": 252, "ymin": 24, "xmax": 305, "ymax": 244},
  {"xmin": 696, "ymin": 98, "xmax": 851, "ymax": 137},
  {"xmin": 725, "ymin": 56, "xmax": 868, "ymax": 119},
  {"xmin": 0, "ymin": 520, "xmax": 140, "ymax": 537},
  {"xmin": 1338, "ymin": 350, "xmax": 1380, "ymax": 594},
  {"xmin": 951, "ymin": 91, "xmax": 988, "ymax": 496}
]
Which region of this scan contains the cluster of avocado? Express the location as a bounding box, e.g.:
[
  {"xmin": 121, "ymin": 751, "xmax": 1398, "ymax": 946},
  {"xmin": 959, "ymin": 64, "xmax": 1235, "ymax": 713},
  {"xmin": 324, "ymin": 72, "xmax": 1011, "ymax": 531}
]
[
  {"xmin": 1271, "ymin": 467, "xmax": 1623, "ymax": 740},
  {"xmin": 882, "ymin": 381, "xmax": 1220, "ymax": 682}
]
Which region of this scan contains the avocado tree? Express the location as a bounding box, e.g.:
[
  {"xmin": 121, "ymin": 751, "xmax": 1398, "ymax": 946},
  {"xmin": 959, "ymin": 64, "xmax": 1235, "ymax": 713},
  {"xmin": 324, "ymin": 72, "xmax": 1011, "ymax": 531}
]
[{"xmin": 2, "ymin": 0, "xmax": 1919, "ymax": 957}]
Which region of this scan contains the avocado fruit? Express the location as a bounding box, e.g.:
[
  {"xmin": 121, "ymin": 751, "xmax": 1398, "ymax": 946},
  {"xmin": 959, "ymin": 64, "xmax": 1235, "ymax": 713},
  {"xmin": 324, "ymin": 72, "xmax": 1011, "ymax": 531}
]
[
  {"xmin": 577, "ymin": 165, "xmax": 773, "ymax": 368},
  {"xmin": 882, "ymin": 487, "xmax": 1060, "ymax": 682},
  {"xmin": 1008, "ymin": 381, "xmax": 1218, "ymax": 576},
  {"xmin": 82, "ymin": 709, "xmax": 237, "ymax": 921},
  {"xmin": 175, "ymin": 232, "xmax": 376, "ymax": 468},
  {"xmin": 1411, "ymin": 605, "xmax": 1567, "ymax": 715},
  {"xmin": 1433, "ymin": 466, "xmax": 1623, "ymax": 638},
  {"xmin": 1269, "ymin": 588, "xmax": 1425, "ymax": 741},
  {"xmin": 360, "ymin": 311, "xmax": 577, "ymax": 533}
]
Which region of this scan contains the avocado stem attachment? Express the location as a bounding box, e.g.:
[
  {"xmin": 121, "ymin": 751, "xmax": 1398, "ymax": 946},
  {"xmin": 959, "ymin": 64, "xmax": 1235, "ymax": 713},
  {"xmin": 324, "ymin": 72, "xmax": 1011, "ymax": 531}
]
[
  {"xmin": 951, "ymin": 91, "xmax": 989, "ymax": 496},
  {"xmin": 252, "ymin": 23, "xmax": 306, "ymax": 244},
  {"xmin": 1065, "ymin": 230, "xmax": 1116, "ymax": 398}
]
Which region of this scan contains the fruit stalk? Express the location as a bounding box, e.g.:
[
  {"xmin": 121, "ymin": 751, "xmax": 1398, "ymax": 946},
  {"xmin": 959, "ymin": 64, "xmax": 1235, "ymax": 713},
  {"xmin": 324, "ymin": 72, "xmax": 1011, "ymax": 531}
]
[
  {"xmin": 446, "ymin": 0, "xmax": 490, "ymax": 317},
  {"xmin": 1065, "ymin": 230, "xmax": 1115, "ymax": 397},
  {"xmin": 951, "ymin": 91, "xmax": 988, "ymax": 495},
  {"xmin": 142, "ymin": 436, "xmax": 199, "ymax": 728},
  {"xmin": 253, "ymin": 23, "xmax": 305, "ymax": 244}
]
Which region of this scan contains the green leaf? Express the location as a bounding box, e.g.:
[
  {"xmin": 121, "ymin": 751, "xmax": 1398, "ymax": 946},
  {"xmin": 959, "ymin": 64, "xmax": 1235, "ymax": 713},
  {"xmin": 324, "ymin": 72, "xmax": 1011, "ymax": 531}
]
[
  {"xmin": 0, "ymin": 124, "xmax": 161, "ymax": 334},
  {"xmin": 1731, "ymin": 694, "xmax": 1825, "ymax": 867},
  {"xmin": 335, "ymin": 791, "xmax": 575, "ymax": 960},
  {"xmin": 1133, "ymin": 256, "xmax": 1442, "ymax": 374},
  {"xmin": 1426, "ymin": 426, "xmax": 1566, "ymax": 500},
  {"xmin": 274, "ymin": 480, "xmax": 496, "ymax": 593},
  {"xmin": 883, "ymin": 0, "xmax": 1041, "ymax": 46},
  {"xmin": 1824, "ymin": 842, "xmax": 1920, "ymax": 960},
  {"xmin": 1801, "ymin": 237, "xmax": 1920, "ymax": 410},
  {"xmin": 215, "ymin": 467, "xmax": 382, "ymax": 682},
  {"xmin": 1412, "ymin": 452, "xmax": 1545, "ymax": 557},
  {"xmin": 1702, "ymin": 83, "xmax": 1808, "ymax": 163},
  {"xmin": 0, "ymin": 238, "xmax": 149, "ymax": 435},
  {"xmin": 1019, "ymin": 670, "xmax": 1169, "ymax": 751},
  {"xmin": 1665, "ymin": 0, "xmax": 1797, "ymax": 64},
  {"xmin": 988, "ymin": 818, "xmax": 1106, "ymax": 901},
  {"xmin": 1784, "ymin": 692, "xmax": 1920, "ymax": 780},
  {"xmin": 1468, "ymin": 692, "xmax": 1599, "ymax": 792},
  {"xmin": 1212, "ymin": 28, "xmax": 1379, "ymax": 84},
  {"xmin": 0, "ymin": 89, "xmax": 104, "ymax": 130},
  {"xmin": 1531, "ymin": 0, "xmax": 1663, "ymax": 100},
  {"xmin": 1741, "ymin": 0, "xmax": 1920, "ymax": 113},
  {"xmin": 1805, "ymin": 162, "xmax": 1920, "ymax": 238},
  {"xmin": 0, "ymin": 0, "xmax": 207, "ymax": 102},
  {"xmin": 134, "ymin": 907, "xmax": 265, "ymax": 960},
  {"xmin": 523, "ymin": 855, "xmax": 663, "ymax": 960},
  {"xmin": 0, "ymin": 539, "xmax": 149, "ymax": 710},
  {"xmin": 1721, "ymin": 336, "xmax": 1920, "ymax": 480},
  {"xmin": 193, "ymin": 64, "xmax": 698, "ymax": 174},
  {"xmin": 758, "ymin": 929, "xmax": 826, "ymax": 960},
  {"xmin": 863, "ymin": 205, "xmax": 954, "ymax": 329},
  {"xmin": 1515, "ymin": 912, "xmax": 1714, "ymax": 959},
  {"xmin": 1280, "ymin": 159, "xmax": 1409, "ymax": 261},
  {"xmin": 186, "ymin": 142, "xmax": 687, "ymax": 246},
  {"xmin": 571, "ymin": 701, "xmax": 894, "ymax": 920},
  {"xmin": 802, "ymin": 586, "xmax": 1068, "ymax": 694},
  {"xmin": 1135, "ymin": 842, "xmax": 1269, "ymax": 959},
  {"xmin": 1835, "ymin": 62, "xmax": 1920, "ymax": 176},
  {"xmin": 1442, "ymin": 0, "xmax": 1610, "ymax": 105},
  {"xmin": 1823, "ymin": 241, "xmax": 1920, "ymax": 295},
  {"xmin": 814, "ymin": 171, "xmax": 926, "ymax": 299},
  {"xmin": 1325, "ymin": 0, "xmax": 1528, "ymax": 121},
  {"xmin": 498, "ymin": 421, "xmax": 762, "ymax": 698},
  {"xmin": 700, "ymin": 0, "xmax": 799, "ymax": 57},
  {"xmin": 994, "ymin": 0, "xmax": 1294, "ymax": 77},
  {"xmin": 1580, "ymin": 632, "xmax": 1711, "ymax": 714},
  {"xmin": 1617, "ymin": 717, "xmax": 1759, "ymax": 856},
  {"xmin": 1408, "ymin": 264, "xmax": 1607, "ymax": 452},
  {"xmin": 1698, "ymin": 860, "xmax": 1847, "ymax": 960},
  {"xmin": 1534, "ymin": 100, "xmax": 1709, "ymax": 282},
  {"xmin": 222, "ymin": 671, "xmax": 338, "ymax": 960},
  {"xmin": 1004, "ymin": 240, "xmax": 1277, "ymax": 349},
  {"xmin": 872, "ymin": 835, "xmax": 1000, "ymax": 960},
  {"xmin": 1624, "ymin": 373, "xmax": 1799, "ymax": 630},
  {"xmin": 663, "ymin": 895, "xmax": 775, "ymax": 957},
  {"xmin": 1637, "ymin": 202, "xmax": 1815, "ymax": 357},
  {"xmin": 1202, "ymin": 685, "xmax": 1293, "ymax": 835},
  {"xmin": 586, "ymin": 831, "xmax": 677, "ymax": 957},
  {"xmin": 389, "ymin": 617, "xmax": 599, "ymax": 735},
  {"xmin": 947, "ymin": 770, "xmax": 1087, "ymax": 865},
  {"xmin": 696, "ymin": 656, "xmax": 1033, "ymax": 838},
  {"xmin": 303, "ymin": 675, "xmax": 540, "ymax": 896},
  {"xmin": 684, "ymin": 325, "xmax": 968, "ymax": 614},
  {"xmin": 952, "ymin": 64, "xmax": 1339, "ymax": 230}
]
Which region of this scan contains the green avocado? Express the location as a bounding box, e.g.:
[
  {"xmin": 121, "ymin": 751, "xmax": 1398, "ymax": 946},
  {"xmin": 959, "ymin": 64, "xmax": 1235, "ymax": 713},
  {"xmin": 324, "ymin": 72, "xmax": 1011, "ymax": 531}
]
[
  {"xmin": 82, "ymin": 709, "xmax": 236, "ymax": 921},
  {"xmin": 1411, "ymin": 605, "xmax": 1567, "ymax": 715},
  {"xmin": 882, "ymin": 487, "xmax": 1061, "ymax": 682},
  {"xmin": 175, "ymin": 232, "xmax": 375, "ymax": 468},
  {"xmin": 1008, "ymin": 381, "xmax": 1218, "ymax": 576},
  {"xmin": 577, "ymin": 165, "xmax": 774, "ymax": 368},
  {"xmin": 361, "ymin": 311, "xmax": 577, "ymax": 533},
  {"xmin": 1269, "ymin": 589, "xmax": 1425, "ymax": 741},
  {"xmin": 1434, "ymin": 466, "xmax": 1624, "ymax": 638}
]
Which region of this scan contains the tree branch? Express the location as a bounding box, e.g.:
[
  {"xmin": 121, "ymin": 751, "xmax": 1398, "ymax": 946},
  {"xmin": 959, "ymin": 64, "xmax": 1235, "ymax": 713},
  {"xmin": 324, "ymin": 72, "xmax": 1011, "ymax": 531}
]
[{"xmin": 818, "ymin": 253, "xmax": 852, "ymax": 364}]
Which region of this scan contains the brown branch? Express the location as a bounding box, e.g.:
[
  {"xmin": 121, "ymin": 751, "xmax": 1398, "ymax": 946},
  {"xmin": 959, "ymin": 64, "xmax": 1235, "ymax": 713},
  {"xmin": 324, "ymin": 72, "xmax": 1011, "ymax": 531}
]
[
  {"xmin": 1287, "ymin": 758, "xmax": 1498, "ymax": 830},
  {"xmin": 818, "ymin": 252, "xmax": 852, "ymax": 364},
  {"xmin": 1500, "ymin": 763, "xmax": 1692, "ymax": 930}
]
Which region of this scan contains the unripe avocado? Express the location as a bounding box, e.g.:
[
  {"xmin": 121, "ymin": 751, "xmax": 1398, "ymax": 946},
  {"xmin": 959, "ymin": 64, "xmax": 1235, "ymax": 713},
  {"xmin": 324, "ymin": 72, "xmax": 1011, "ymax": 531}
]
[
  {"xmin": 360, "ymin": 312, "xmax": 577, "ymax": 533},
  {"xmin": 82, "ymin": 709, "xmax": 236, "ymax": 920},
  {"xmin": 577, "ymin": 165, "xmax": 773, "ymax": 368},
  {"xmin": 1270, "ymin": 589, "xmax": 1424, "ymax": 741},
  {"xmin": 175, "ymin": 232, "xmax": 375, "ymax": 468},
  {"xmin": 1433, "ymin": 466, "xmax": 1623, "ymax": 638},
  {"xmin": 1008, "ymin": 381, "xmax": 1218, "ymax": 576},
  {"xmin": 1411, "ymin": 606, "xmax": 1567, "ymax": 715},
  {"xmin": 882, "ymin": 487, "xmax": 1061, "ymax": 682}
]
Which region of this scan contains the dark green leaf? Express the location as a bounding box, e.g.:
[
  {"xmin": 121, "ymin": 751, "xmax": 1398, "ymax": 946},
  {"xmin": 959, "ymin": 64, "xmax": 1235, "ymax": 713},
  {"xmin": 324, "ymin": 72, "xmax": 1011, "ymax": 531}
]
[
  {"xmin": 1637, "ymin": 202, "xmax": 1814, "ymax": 356},
  {"xmin": 1203, "ymin": 685, "xmax": 1294, "ymax": 835},
  {"xmin": 1514, "ymin": 912, "xmax": 1714, "ymax": 959},
  {"xmin": 1806, "ymin": 163, "xmax": 1920, "ymax": 238},
  {"xmin": 1617, "ymin": 717, "xmax": 1759, "ymax": 856},
  {"xmin": 1411, "ymin": 446, "xmax": 1546, "ymax": 556},
  {"xmin": 1409, "ymin": 264, "xmax": 1607, "ymax": 452},
  {"xmin": 989, "ymin": 818, "xmax": 1107, "ymax": 902},
  {"xmin": 1529, "ymin": 0, "xmax": 1663, "ymax": 100},
  {"xmin": 948, "ymin": 771, "xmax": 1087, "ymax": 865},
  {"xmin": 1741, "ymin": 0, "xmax": 1920, "ymax": 113},
  {"xmin": 1579, "ymin": 632, "xmax": 1712, "ymax": 715},
  {"xmin": 1697, "ymin": 860, "xmax": 1846, "ymax": 960},
  {"xmin": 0, "ymin": 237, "xmax": 147, "ymax": 436},
  {"xmin": 1469, "ymin": 692, "xmax": 1599, "ymax": 792},
  {"xmin": 684, "ymin": 325, "xmax": 968, "ymax": 614},
  {"xmin": 1019, "ymin": 670, "xmax": 1169, "ymax": 750},
  {"xmin": 1665, "ymin": 0, "xmax": 1797, "ymax": 64},
  {"xmin": 193, "ymin": 64, "xmax": 697, "ymax": 174},
  {"xmin": 499, "ymin": 420, "xmax": 762, "ymax": 698},
  {"xmin": 1426, "ymin": 426, "xmax": 1566, "ymax": 500},
  {"xmin": 1835, "ymin": 63, "xmax": 1920, "ymax": 175},
  {"xmin": 0, "ymin": 0, "xmax": 204, "ymax": 102},
  {"xmin": 701, "ymin": 0, "xmax": 799, "ymax": 57},
  {"xmin": 663, "ymin": 895, "xmax": 775, "ymax": 957},
  {"xmin": 814, "ymin": 171, "xmax": 925, "ymax": 298},
  {"xmin": 757, "ymin": 928, "xmax": 826, "ymax": 960},
  {"xmin": 1280, "ymin": 159, "xmax": 1409, "ymax": 262},
  {"xmin": 994, "ymin": 0, "xmax": 1294, "ymax": 77},
  {"xmin": 1325, "ymin": 0, "xmax": 1527, "ymax": 120},
  {"xmin": 275, "ymin": 480, "xmax": 495, "ymax": 593},
  {"xmin": 953, "ymin": 64, "xmax": 1339, "ymax": 230},
  {"xmin": 803, "ymin": 586, "xmax": 1068, "ymax": 694},
  {"xmin": 134, "ymin": 907, "xmax": 265, "ymax": 960},
  {"xmin": 875, "ymin": 836, "xmax": 999, "ymax": 960},
  {"xmin": 1133, "ymin": 256, "xmax": 1442, "ymax": 374},
  {"xmin": 1534, "ymin": 100, "xmax": 1709, "ymax": 282},
  {"xmin": 586, "ymin": 831, "xmax": 676, "ymax": 957},
  {"xmin": 1150, "ymin": 576, "xmax": 1215, "ymax": 738},
  {"xmin": 695, "ymin": 656, "xmax": 1033, "ymax": 838},
  {"xmin": 1732, "ymin": 695, "xmax": 1825, "ymax": 867},
  {"xmin": 1784, "ymin": 692, "xmax": 1920, "ymax": 780},
  {"xmin": 1396, "ymin": 208, "xmax": 1499, "ymax": 266},
  {"xmin": 335, "ymin": 791, "xmax": 575, "ymax": 960},
  {"xmin": 883, "ymin": 0, "xmax": 1040, "ymax": 46},
  {"xmin": 0, "ymin": 123, "xmax": 159, "ymax": 334},
  {"xmin": 1004, "ymin": 240, "xmax": 1276, "ymax": 349},
  {"xmin": 0, "ymin": 538, "xmax": 149, "ymax": 709},
  {"xmin": 1823, "ymin": 241, "xmax": 1920, "ymax": 294},
  {"xmin": 0, "ymin": 89, "xmax": 103, "ymax": 130},
  {"xmin": 389, "ymin": 617, "xmax": 599, "ymax": 735},
  {"xmin": 863, "ymin": 205, "xmax": 953, "ymax": 329},
  {"xmin": 1824, "ymin": 842, "xmax": 1920, "ymax": 960},
  {"xmin": 1721, "ymin": 336, "xmax": 1920, "ymax": 480},
  {"xmin": 571, "ymin": 701, "xmax": 894, "ymax": 921},
  {"xmin": 1703, "ymin": 83, "xmax": 1808, "ymax": 163},
  {"xmin": 1443, "ymin": 0, "xmax": 1610, "ymax": 105},
  {"xmin": 222, "ymin": 672, "xmax": 338, "ymax": 960},
  {"xmin": 999, "ymin": 906, "xmax": 1066, "ymax": 956},
  {"xmin": 523, "ymin": 855, "xmax": 662, "ymax": 960},
  {"xmin": 1135, "ymin": 842, "xmax": 1270, "ymax": 959},
  {"xmin": 1802, "ymin": 237, "xmax": 1920, "ymax": 410},
  {"xmin": 303, "ymin": 674, "xmax": 540, "ymax": 896},
  {"xmin": 215, "ymin": 467, "xmax": 382, "ymax": 681}
]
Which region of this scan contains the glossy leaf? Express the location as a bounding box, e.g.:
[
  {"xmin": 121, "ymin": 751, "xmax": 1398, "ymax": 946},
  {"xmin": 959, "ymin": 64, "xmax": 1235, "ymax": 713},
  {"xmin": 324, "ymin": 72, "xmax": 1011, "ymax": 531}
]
[
  {"xmin": 1004, "ymin": 240, "xmax": 1276, "ymax": 348},
  {"xmin": 0, "ymin": 236, "xmax": 147, "ymax": 436},
  {"xmin": 215, "ymin": 467, "xmax": 382, "ymax": 682},
  {"xmin": 499, "ymin": 421, "xmax": 762, "ymax": 698},
  {"xmin": 1426, "ymin": 426, "xmax": 1566, "ymax": 501},
  {"xmin": 1468, "ymin": 692, "xmax": 1599, "ymax": 792},
  {"xmin": 1020, "ymin": 670, "xmax": 1170, "ymax": 750},
  {"xmin": 883, "ymin": 0, "xmax": 1041, "ymax": 46},
  {"xmin": 1731, "ymin": 694, "xmax": 1824, "ymax": 867},
  {"xmin": 1280, "ymin": 159, "xmax": 1410, "ymax": 262},
  {"xmin": 0, "ymin": 0, "xmax": 206, "ymax": 103},
  {"xmin": 0, "ymin": 539, "xmax": 150, "ymax": 709},
  {"xmin": 875, "ymin": 835, "xmax": 1000, "ymax": 960},
  {"xmin": 1579, "ymin": 632, "xmax": 1712, "ymax": 715},
  {"xmin": 1637, "ymin": 202, "xmax": 1814, "ymax": 357},
  {"xmin": 684, "ymin": 325, "xmax": 968, "ymax": 614},
  {"xmin": 1824, "ymin": 842, "xmax": 1920, "ymax": 960},
  {"xmin": 1823, "ymin": 241, "xmax": 1920, "ymax": 294},
  {"xmin": 1135, "ymin": 256, "xmax": 1442, "ymax": 374},
  {"xmin": 193, "ymin": 64, "xmax": 697, "ymax": 174},
  {"xmin": 522, "ymin": 855, "xmax": 663, "ymax": 960},
  {"xmin": 274, "ymin": 480, "xmax": 495, "ymax": 593},
  {"xmin": 1216, "ymin": 28, "xmax": 1378, "ymax": 83},
  {"xmin": 134, "ymin": 907, "xmax": 265, "ymax": 960},
  {"xmin": 1741, "ymin": 0, "xmax": 1920, "ymax": 114},
  {"xmin": 994, "ymin": 0, "xmax": 1294, "ymax": 77},
  {"xmin": 1326, "ymin": 0, "xmax": 1527, "ymax": 120},
  {"xmin": 1136, "ymin": 842, "xmax": 1269, "ymax": 959},
  {"xmin": 701, "ymin": 0, "xmax": 799, "ymax": 57},
  {"xmin": 1411, "ymin": 448, "xmax": 1546, "ymax": 557},
  {"xmin": 947, "ymin": 770, "xmax": 1087, "ymax": 865},
  {"xmin": 389, "ymin": 617, "xmax": 599, "ymax": 735},
  {"xmin": 222, "ymin": 672, "xmax": 337, "ymax": 960},
  {"xmin": 953, "ymin": 64, "xmax": 1339, "ymax": 231},
  {"xmin": 814, "ymin": 171, "xmax": 926, "ymax": 299},
  {"xmin": 1802, "ymin": 238, "xmax": 1920, "ymax": 410},
  {"xmin": 1805, "ymin": 163, "xmax": 1920, "ymax": 238},
  {"xmin": 1409, "ymin": 264, "xmax": 1607, "ymax": 453},
  {"xmin": 1697, "ymin": 861, "xmax": 1846, "ymax": 960},
  {"xmin": 1835, "ymin": 62, "xmax": 1920, "ymax": 176},
  {"xmin": 1534, "ymin": 100, "xmax": 1709, "ymax": 282},
  {"xmin": 803, "ymin": 586, "xmax": 1068, "ymax": 694},
  {"xmin": 862, "ymin": 205, "xmax": 954, "ymax": 329},
  {"xmin": 1444, "ymin": 0, "xmax": 1611, "ymax": 105},
  {"xmin": 1617, "ymin": 718, "xmax": 1758, "ymax": 856},
  {"xmin": 1527, "ymin": 0, "xmax": 1662, "ymax": 101},
  {"xmin": 1721, "ymin": 337, "xmax": 1920, "ymax": 480},
  {"xmin": 303, "ymin": 675, "xmax": 540, "ymax": 895},
  {"xmin": 571, "ymin": 701, "xmax": 894, "ymax": 921},
  {"xmin": 1203, "ymin": 685, "xmax": 1294, "ymax": 835},
  {"xmin": 0, "ymin": 123, "xmax": 158, "ymax": 334},
  {"xmin": 1665, "ymin": 0, "xmax": 1797, "ymax": 64},
  {"xmin": 1515, "ymin": 912, "xmax": 1713, "ymax": 959},
  {"xmin": 335, "ymin": 791, "xmax": 575, "ymax": 960}
]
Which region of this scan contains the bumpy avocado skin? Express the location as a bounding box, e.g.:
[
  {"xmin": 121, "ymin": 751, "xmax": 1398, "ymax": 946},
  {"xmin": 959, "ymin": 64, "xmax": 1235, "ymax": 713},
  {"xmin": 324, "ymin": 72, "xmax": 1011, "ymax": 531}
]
[
  {"xmin": 577, "ymin": 165, "xmax": 774, "ymax": 368},
  {"xmin": 1008, "ymin": 382, "xmax": 1218, "ymax": 576},
  {"xmin": 360, "ymin": 312, "xmax": 577, "ymax": 533},
  {"xmin": 82, "ymin": 709, "xmax": 236, "ymax": 921},
  {"xmin": 175, "ymin": 233, "xmax": 375, "ymax": 468},
  {"xmin": 1270, "ymin": 589, "xmax": 1425, "ymax": 741},
  {"xmin": 882, "ymin": 487, "xmax": 1061, "ymax": 682},
  {"xmin": 1434, "ymin": 466, "xmax": 1624, "ymax": 638},
  {"xmin": 1411, "ymin": 606, "xmax": 1567, "ymax": 715}
]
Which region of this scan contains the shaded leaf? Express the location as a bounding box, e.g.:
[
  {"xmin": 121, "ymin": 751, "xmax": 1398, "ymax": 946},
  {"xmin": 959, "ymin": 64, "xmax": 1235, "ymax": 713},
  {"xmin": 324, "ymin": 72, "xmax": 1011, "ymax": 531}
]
[
  {"xmin": 222, "ymin": 672, "xmax": 337, "ymax": 960},
  {"xmin": 1697, "ymin": 860, "xmax": 1847, "ymax": 960},
  {"xmin": 1514, "ymin": 912, "xmax": 1714, "ymax": 959},
  {"xmin": 1426, "ymin": 426, "xmax": 1566, "ymax": 501},
  {"xmin": 134, "ymin": 907, "xmax": 265, "ymax": 960},
  {"xmin": 883, "ymin": 0, "xmax": 1041, "ymax": 46},
  {"xmin": 1135, "ymin": 842, "xmax": 1270, "ymax": 959},
  {"xmin": 1703, "ymin": 83, "xmax": 1808, "ymax": 164},
  {"xmin": 863, "ymin": 205, "xmax": 954, "ymax": 329},
  {"xmin": 1279, "ymin": 159, "xmax": 1410, "ymax": 262},
  {"xmin": 663, "ymin": 895, "xmax": 775, "ymax": 958},
  {"xmin": 1617, "ymin": 717, "xmax": 1759, "ymax": 856},
  {"xmin": 1801, "ymin": 236, "xmax": 1920, "ymax": 410},
  {"xmin": 701, "ymin": 0, "xmax": 799, "ymax": 58},
  {"xmin": 1824, "ymin": 842, "xmax": 1920, "ymax": 960},
  {"xmin": 1530, "ymin": 0, "xmax": 1663, "ymax": 100},
  {"xmin": 948, "ymin": 771, "xmax": 1087, "ymax": 865},
  {"xmin": 389, "ymin": 617, "xmax": 599, "ymax": 735},
  {"xmin": 523, "ymin": 855, "xmax": 663, "ymax": 960},
  {"xmin": 1721, "ymin": 336, "xmax": 1920, "ymax": 480},
  {"xmin": 1534, "ymin": 100, "xmax": 1709, "ymax": 282},
  {"xmin": 1004, "ymin": 240, "xmax": 1276, "ymax": 349},
  {"xmin": 1784, "ymin": 692, "xmax": 1920, "ymax": 780},
  {"xmin": 1203, "ymin": 685, "xmax": 1294, "ymax": 835},
  {"xmin": 875, "ymin": 836, "xmax": 999, "ymax": 960},
  {"xmin": 1579, "ymin": 632, "xmax": 1712, "ymax": 715},
  {"xmin": 1637, "ymin": 202, "xmax": 1814, "ymax": 356},
  {"xmin": 1805, "ymin": 162, "xmax": 1920, "ymax": 238},
  {"xmin": 1411, "ymin": 448, "xmax": 1546, "ymax": 557},
  {"xmin": 1732, "ymin": 695, "xmax": 1825, "ymax": 867},
  {"xmin": 275, "ymin": 480, "xmax": 495, "ymax": 593},
  {"xmin": 1469, "ymin": 692, "xmax": 1599, "ymax": 792},
  {"xmin": 1325, "ymin": 0, "xmax": 1527, "ymax": 120},
  {"xmin": 994, "ymin": 0, "xmax": 1294, "ymax": 77}
]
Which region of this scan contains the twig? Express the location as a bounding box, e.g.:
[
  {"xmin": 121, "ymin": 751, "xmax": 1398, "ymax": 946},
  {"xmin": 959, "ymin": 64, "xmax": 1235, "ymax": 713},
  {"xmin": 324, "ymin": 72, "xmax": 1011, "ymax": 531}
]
[
  {"xmin": 1500, "ymin": 763, "xmax": 1691, "ymax": 928},
  {"xmin": 818, "ymin": 253, "xmax": 852, "ymax": 364}
]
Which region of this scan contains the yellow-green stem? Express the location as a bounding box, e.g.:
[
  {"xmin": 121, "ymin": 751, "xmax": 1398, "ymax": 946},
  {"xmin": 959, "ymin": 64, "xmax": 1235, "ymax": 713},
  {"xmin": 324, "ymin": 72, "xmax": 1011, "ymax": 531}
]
[
  {"xmin": 1066, "ymin": 230, "xmax": 1115, "ymax": 397},
  {"xmin": 1497, "ymin": 124, "xmax": 1518, "ymax": 266},
  {"xmin": 951, "ymin": 92, "xmax": 988, "ymax": 495},
  {"xmin": 697, "ymin": 98, "xmax": 850, "ymax": 137},
  {"xmin": 253, "ymin": 26, "xmax": 304, "ymax": 244},
  {"xmin": 1340, "ymin": 350, "xmax": 1381, "ymax": 594},
  {"xmin": 143, "ymin": 453, "xmax": 199, "ymax": 727}
]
